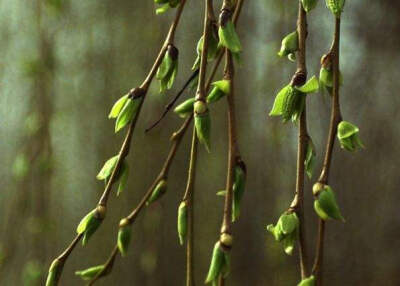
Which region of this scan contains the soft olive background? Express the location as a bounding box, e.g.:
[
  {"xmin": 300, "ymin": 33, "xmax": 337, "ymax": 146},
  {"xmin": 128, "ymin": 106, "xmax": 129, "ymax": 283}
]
[{"xmin": 0, "ymin": 0, "xmax": 399, "ymax": 285}]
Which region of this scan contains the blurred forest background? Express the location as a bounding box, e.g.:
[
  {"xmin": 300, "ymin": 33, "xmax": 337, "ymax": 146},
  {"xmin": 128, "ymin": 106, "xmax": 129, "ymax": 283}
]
[{"xmin": 0, "ymin": 0, "xmax": 399, "ymax": 285}]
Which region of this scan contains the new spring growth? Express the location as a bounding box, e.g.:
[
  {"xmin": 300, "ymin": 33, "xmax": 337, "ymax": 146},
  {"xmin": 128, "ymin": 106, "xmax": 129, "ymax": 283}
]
[
  {"xmin": 270, "ymin": 76, "xmax": 319, "ymax": 123},
  {"xmin": 266, "ymin": 212, "xmax": 299, "ymax": 255},
  {"xmin": 298, "ymin": 275, "xmax": 315, "ymax": 286},
  {"xmin": 205, "ymin": 234, "xmax": 233, "ymax": 284},
  {"xmin": 278, "ymin": 31, "xmax": 298, "ymax": 62},
  {"xmin": 192, "ymin": 24, "xmax": 220, "ymax": 70},
  {"xmin": 146, "ymin": 179, "xmax": 168, "ymax": 205},
  {"xmin": 109, "ymin": 88, "xmax": 144, "ymax": 132},
  {"xmin": 156, "ymin": 44, "xmax": 179, "ymax": 93},
  {"xmin": 232, "ymin": 159, "xmax": 246, "ymax": 222},
  {"xmin": 207, "ymin": 79, "xmax": 230, "ymax": 104},
  {"xmin": 305, "ymin": 137, "xmax": 316, "ymax": 179},
  {"xmin": 326, "ymin": 0, "xmax": 345, "ymax": 18},
  {"xmin": 177, "ymin": 201, "xmax": 187, "ymax": 245},
  {"xmin": 319, "ymin": 54, "xmax": 343, "ymax": 93},
  {"xmin": 76, "ymin": 205, "xmax": 106, "ymax": 245},
  {"xmin": 302, "ymin": 0, "xmax": 319, "ymax": 13},
  {"xmin": 337, "ymin": 121, "xmax": 364, "ymax": 152},
  {"xmin": 117, "ymin": 218, "xmax": 132, "ymax": 256},
  {"xmin": 218, "ymin": 9, "xmax": 242, "ymax": 53},
  {"xmin": 154, "ymin": 0, "xmax": 180, "ymax": 15},
  {"xmin": 173, "ymin": 79, "xmax": 230, "ymax": 118},
  {"xmin": 96, "ymin": 155, "xmax": 129, "ymax": 196},
  {"xmin": 216, "ymin": 159, "xmax": 247, "ymax": 222},
  {"xmin": 75, "ymin": 265, "xmax": 105, "ymax": 281},
  {"xmin": 45, "ymin": 259, "xmax": 63, "ymax": 286},
  {"xmin": 313, "ymin": 183, "xmax": 345, "ymax": 222},
  {"xmin": 194, "ymin": 99, "xmax": 211, "ymax": 152}
]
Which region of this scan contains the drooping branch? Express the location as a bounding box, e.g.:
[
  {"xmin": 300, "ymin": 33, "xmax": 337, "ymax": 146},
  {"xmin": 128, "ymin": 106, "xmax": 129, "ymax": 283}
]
[
  {"xmin": 47, "ymin": 1, "xmax": 188, "ymax": 284},
  {"xmin": 312, "ymin": 17, "xmax": 342, "ymax": 285},
  {"xmin": 290, "ymin": 1, "xmax": 310, "ymax": 280}
]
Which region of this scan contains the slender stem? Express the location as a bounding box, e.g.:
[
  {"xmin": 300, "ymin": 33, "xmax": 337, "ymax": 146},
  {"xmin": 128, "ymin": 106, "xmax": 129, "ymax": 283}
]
[
  {"xmin": 196, "ymin": 0, "xmax": 213, "ymax": 101},
  {"xmin": 291, "ymin": 1, "xmax": 309, "ymax": 280},
  {"xmin": 49, "ymin": 1, "xmax": 188, "ymax": 283},
  {"xmin": 220, "ymin": 51, "xmax": 237, "ymax": 235},
  {"xmin": 182, "ymin": 128, "xmax": 198, "ymax": 286},
  {"xmin": 312, "ymin": 17, "xmax": 342, "ymax": 286}
]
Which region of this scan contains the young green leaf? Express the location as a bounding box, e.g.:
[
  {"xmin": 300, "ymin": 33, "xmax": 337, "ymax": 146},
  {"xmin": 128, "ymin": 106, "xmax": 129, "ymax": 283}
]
[
  {"xmin": 76, "ymin": 207, "xmax": 106, "ymax": 245},
  {"xmin": 97, "ymin": 155, "xmax": 119, "ymax": 181},
  {"xmin": 156, "ymin": 3, "xmax": 170, "ymax": 15},
  {"xmin": 269, "ymin": 85, "xmax": 290, "ymax": 116},
  {"xmin": 115, "ymin": 97, "xmax": 141, "ymax": 132},
  {"xmin": 305, "ymin": 138, "xmax": 316, "ymax": 179},
  {"xmin": 295, "ymin": 76, "xmax": 319, "ymax": 93},
  {"xmin": 278, "ymin": 31, "xmax": 298, "ymax": 58},
  {"xmin": 117, "ymin": 162, "xmax": 129, "ymax": 196},
  {"xmin": 75, "ymin": 265, "xmax": 105, "ymax": 281},
  {"xmin": 174, "ymin": 98, "xmax": 195, "ymax": 118},
  {"xmin": 117, "ymin": 220, "xmax": 132, "ymax": 256},
  {"xmin": 45, "ymin": 259, "xmax": 63, "ymax": 286},
  {"xmin": 205, "ymin": 242, "xmax": 225, "ymax": 283},
  {"xmin": 146, "ymin": 179, "xmax": 168, "ymax": 205},
  {"xmin": 314, "ymin": 186, "xmax": 345, "ymax": 222},
  {"xmin": 232, "ymin": 162, "xmax": 246, "ymax": 222},
  {"xmin": 109, "ymin": 94, "xmax": 129, "ymax": 119},
  {"xmin": 194, "ymin": 101, "xmax": 211, "ymax": 152},
  {"xmin": 218, "ymin": 20, "xmax": 242, "ymax": 53},
  {"xmin": 337, "ymin": 121, "xmax": 364, "ymax": 152}
]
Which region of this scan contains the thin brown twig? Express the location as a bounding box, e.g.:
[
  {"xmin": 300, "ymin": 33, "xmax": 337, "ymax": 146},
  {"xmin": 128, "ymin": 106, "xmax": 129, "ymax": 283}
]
[
  {"xmin": 48, "ymin": 1, "xmax": 188, "ymax": 284},
  {"xmin": 312, "ymin": 17, "xmax": 342, "ymax": 286},
  {"xmin": 289, "ymin": 1, "xmax": 310, "ymax": 280}
]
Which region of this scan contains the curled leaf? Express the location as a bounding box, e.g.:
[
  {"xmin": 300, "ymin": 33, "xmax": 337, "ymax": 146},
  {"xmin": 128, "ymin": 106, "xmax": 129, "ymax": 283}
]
[
  {"xmin": 117, "ymin": 221, "xmax": 132, "ymax": 256},
  {"xmin": 218, "ymin": 20, "xmax": 242, "ymax": 53},
  {"xmin": 174, "ymin": 98, "xmax": 195, "ymax": 118},
  {"xmin": 75, "ymin": 265, "xmax": 105, "ymax": 281},
  {"xmin": 205, "ymin": 242, "xmax": 225, "ymax": 283},
  {"xmin": 146, "ymin": 179, "xmax": 168, "ymax": 205}
]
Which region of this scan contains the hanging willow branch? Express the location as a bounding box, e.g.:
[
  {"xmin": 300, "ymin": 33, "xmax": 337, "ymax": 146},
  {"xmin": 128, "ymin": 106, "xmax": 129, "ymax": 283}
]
[{"xmin": 45, "ymin": 1, "xmax": 188, "ymax": 284}]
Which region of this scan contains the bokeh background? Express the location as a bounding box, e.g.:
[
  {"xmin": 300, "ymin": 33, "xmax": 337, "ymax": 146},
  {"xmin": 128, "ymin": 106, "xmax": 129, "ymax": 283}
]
[{"xmin": 0, "ymin": 0, "xmax": 399, "ymax": 285}]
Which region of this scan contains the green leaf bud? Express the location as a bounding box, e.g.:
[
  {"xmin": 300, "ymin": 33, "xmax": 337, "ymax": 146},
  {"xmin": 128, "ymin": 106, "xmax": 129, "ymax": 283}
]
[
  {"xmin": 314, "ymin": 185, "xmax": 345, "ymax": 222},
  {"xmin": 302, "ymin": 0, "xmax": 319, "ymax": 12},
  {"xmin": 278, "ymin": 31, "xmax": 298, "ymax": 58},
  {"xmin": 117, "ymin": 219, "xmax": 132, "ymax": 256},
  {"xmin": 174, "ymin": 98, "xmax": 195, "ymax": 118},
  {"xmin": 205, "ymin": 242, "xmax": 225, "ymax": 283},
  {"xmin": 45, "ymin": 259, "xmax": 64, "ymax": 286},
  {"xmin": 75, "ymin": 265, "xmax": 105, "ymax": 281},
  {"xmin": 232, "ymin": 160, "xmax": 246, "ymax": 222},
  {"xmin": 207, "ymin": 79, "xmax": 231, "ymax": 104},
  {"xmin": 270, "ymin": 85, "xmax": 305, "ymax": 123},
  {"xmin": 305, "ymin": 138, "xmax": 316, "ymax": 179},
  {"xmin": 194, "ymin": 101, "xmax": 211, "ymax": 152},
  {"xmin": 117, "ymin": 162, "xmax": 129, "ymax": 196},
  {"xmin": 267, "ymin": 212, "xmax": 299, "ymax": 255},
  {"xmin": 192, "ymin": 30, "xmax": 220, "ymax": 70},
  {"xmin": 177, "ymin": 201, "xmax": 188, "ymax": 245},
  {"xmin": 156, "ymin": 45, "xmax": 179, "ymax": 93},
  {"xmin": 326, "ymin": 0, "xmax": 345, "ymax": 17},
  {"xmin": 218, "ymin": 10, "xmax": 242, "ymax": 53},
  {"xmin": 146, "ymin": 179, "xmax": 168, "ymax": 205},
  {"xmin": 298, "ymin": 275, "xmax": 316, "ymax": 286},
  {"xmin": 337, "ymin": 121, "xmax": 364, "ymax": 152},
  {"xmin": 109, "ymin": 94, "xmax": 129, "ymax": 119},
  {"xmin": 76, "ymin": 205, "xmax": 106, "ymax": 245},
  {"xmin": 96, "ymin": 155, "xmax": 119, "ymax": 181},
  {"xmin": 115, "ymin": 96, "xmax": 142, "ymax": 132}
]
